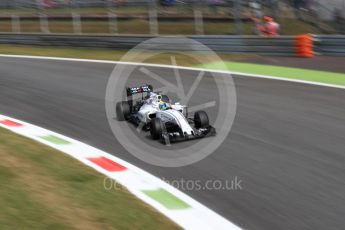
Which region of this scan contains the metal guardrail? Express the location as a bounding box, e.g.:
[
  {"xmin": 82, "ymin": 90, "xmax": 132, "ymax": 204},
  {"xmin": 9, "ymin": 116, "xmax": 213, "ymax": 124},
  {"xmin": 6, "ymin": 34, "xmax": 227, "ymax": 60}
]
[
  {"xmin": 314, "ymin": 35, "xmax": 345, "ymax": 56},
  {"xmin": 0, "ymin": 33, "xmax": 297, "ymax": 56},
  {"xmin": 0, "ymin": 33, "xmax": 343, "ymax": 56}
]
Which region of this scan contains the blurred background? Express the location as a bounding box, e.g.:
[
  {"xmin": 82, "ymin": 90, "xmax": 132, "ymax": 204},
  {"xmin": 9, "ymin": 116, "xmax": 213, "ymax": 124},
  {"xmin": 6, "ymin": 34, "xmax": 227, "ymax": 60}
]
[{"xmin": 0, "ymin": 0, "xmax": 343, "ymax": 35}]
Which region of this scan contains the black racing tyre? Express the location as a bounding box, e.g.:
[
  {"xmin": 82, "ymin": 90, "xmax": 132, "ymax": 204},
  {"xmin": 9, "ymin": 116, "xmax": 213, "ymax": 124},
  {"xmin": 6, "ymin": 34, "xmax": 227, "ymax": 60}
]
[
  {"xmin": 116, "ymin": 101, "xmax": 130, "ymax": 121},
  {"xmin": 194, "ymin": 111, "xmax": 209, "ymax": 129},
  {"xmin": 161, "ymin": 95, "xmax": 170, "ymax": 103},
  {"xmin": 150, "ymin": 118, "xmax": 163, "ymax": 140}
]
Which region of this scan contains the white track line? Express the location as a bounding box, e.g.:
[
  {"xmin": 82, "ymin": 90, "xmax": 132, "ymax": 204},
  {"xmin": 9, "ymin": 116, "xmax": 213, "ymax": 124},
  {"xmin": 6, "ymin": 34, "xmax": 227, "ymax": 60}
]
[{"xmin": 0, "ymin": 54, "xmax": 344, "ymax": 90}]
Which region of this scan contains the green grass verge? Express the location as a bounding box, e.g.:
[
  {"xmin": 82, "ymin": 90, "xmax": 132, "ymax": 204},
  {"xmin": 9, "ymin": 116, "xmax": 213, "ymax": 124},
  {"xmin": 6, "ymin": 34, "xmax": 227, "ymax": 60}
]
[
  {"xmin": 200, "ymin": 61, "xmax": 345, "ymax": 87},
  {"xmin": 0, "ymin": 44, "xmax": 253, "ymax": 64},
  {"xmin": 0, "ymin": 127, "xmax": 180, "ymax": 230},
  {"xmin": 0, "ymin": 164, "xmax": 68, "ymax": 229}
]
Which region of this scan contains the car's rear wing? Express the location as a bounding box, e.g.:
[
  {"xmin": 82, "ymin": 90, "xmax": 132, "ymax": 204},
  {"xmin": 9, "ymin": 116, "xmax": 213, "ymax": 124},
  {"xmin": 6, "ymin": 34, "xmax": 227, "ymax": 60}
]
[{"xmin": 126, "ymin": 85, "xmax": 153, "ymax": 97}]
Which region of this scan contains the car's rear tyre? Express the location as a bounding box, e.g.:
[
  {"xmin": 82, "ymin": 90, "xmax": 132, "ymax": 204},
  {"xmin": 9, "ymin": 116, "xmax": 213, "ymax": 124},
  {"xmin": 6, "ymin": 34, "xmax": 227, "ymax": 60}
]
[
  {"xmin": 116, "ymin": 101, "xmax": 130, "ymax": 121},
  {"xmin": 194, "ymin": 111, "xmax": 209, "ymax": 128},
  {"xmin": 150, "ymin": 118, "xmax": 163, "ymax": 140}
]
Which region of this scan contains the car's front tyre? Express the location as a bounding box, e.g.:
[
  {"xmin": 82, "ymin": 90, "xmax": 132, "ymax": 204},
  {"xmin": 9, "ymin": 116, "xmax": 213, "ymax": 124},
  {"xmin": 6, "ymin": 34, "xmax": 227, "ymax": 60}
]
[{"xmin": 194, "ymin": 111, "xmax": 209, "ymax": 128}]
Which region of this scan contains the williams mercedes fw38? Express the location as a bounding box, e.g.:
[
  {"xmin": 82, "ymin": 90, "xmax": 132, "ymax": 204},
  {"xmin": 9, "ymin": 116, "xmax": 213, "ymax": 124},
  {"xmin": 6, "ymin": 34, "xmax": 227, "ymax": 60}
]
[{"xmin": 115, "ymin": 85, "xmax": 216, "ymax": 143}]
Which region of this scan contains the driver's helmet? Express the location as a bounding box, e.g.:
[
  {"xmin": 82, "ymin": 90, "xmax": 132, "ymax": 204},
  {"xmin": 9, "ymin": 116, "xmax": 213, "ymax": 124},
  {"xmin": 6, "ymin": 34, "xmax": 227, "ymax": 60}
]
[{"xmin": 159, "ymin": 100, "xmax": 168, "ymax": 110}]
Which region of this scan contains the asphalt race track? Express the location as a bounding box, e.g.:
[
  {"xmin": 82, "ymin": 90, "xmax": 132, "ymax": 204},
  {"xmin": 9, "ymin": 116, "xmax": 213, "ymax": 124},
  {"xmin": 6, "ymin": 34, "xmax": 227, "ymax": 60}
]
[{"xmin": 1, "ymin": 57, "xmax": 345, "ymax": 230}]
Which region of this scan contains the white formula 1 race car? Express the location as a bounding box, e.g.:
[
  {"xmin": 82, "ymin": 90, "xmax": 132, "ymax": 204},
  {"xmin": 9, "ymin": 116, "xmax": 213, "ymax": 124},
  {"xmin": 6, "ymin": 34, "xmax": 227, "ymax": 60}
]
[{"xmin": 116, "ymin": 85, "xmax": 216, "ymax": 143}]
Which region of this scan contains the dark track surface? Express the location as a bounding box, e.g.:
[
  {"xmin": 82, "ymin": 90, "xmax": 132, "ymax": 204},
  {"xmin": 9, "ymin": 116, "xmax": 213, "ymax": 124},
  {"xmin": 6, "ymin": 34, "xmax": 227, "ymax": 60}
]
[{"xmin": 1, "ymin": 57, "xmax": 345, "ymax": 230}]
